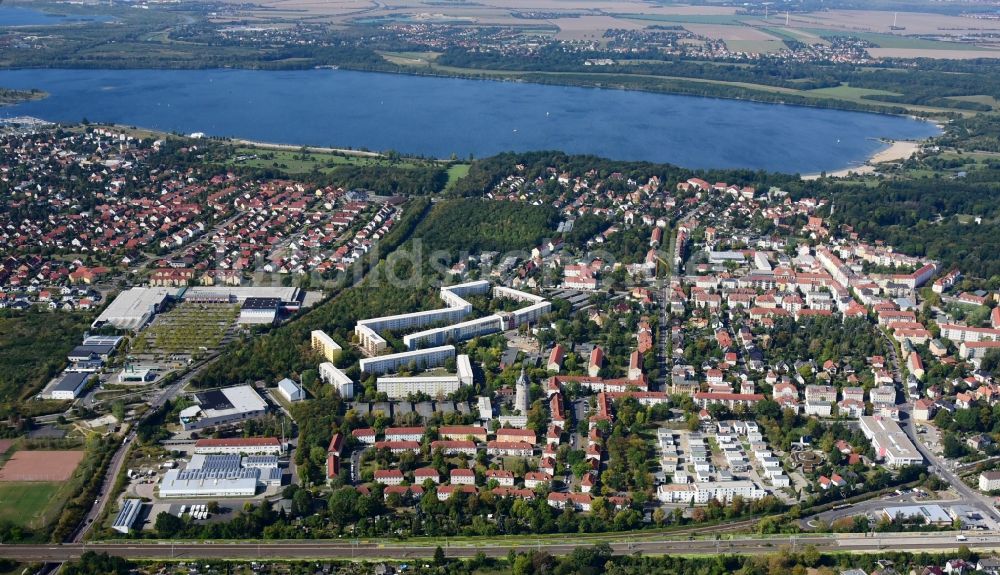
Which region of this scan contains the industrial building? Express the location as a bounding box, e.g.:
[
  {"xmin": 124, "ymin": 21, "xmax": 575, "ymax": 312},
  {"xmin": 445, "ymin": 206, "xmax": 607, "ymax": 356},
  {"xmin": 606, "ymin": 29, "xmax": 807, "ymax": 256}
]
[
  {"xmin": 183, "ymin": 286, "xmax": 300, "ymax": 304},
  {"xmin": 91, "ymin": 287, "xmax": 174, "ymax": 330},
  {"xmin": 158, "ymin": 453, "xmax": 281, "ymax": 498},
  {"xmin": 359, "ymin": 345, "xmax": 455, "ymax": 376},
  {"xmin": 311, "ymin": 330, "xmax": 342, "ymax": 362},
  {"xmin": 194, "ymin": 437, "xmax": 282, "ymax": 456},
  {"xmin": 859, "ymin": 416, "xmax": 923, "ymax": 468},
  {"xmin": 179, "ymin": 385, "xmax": 268, "ymax": 430},
  {"xmin": 319, "ymin": 362, "xmax": 354, "ymax": 399},
  {"xmin": 237, "ymin": 297, "xmax": 282, "ymax": 325},
  {"xmin": 48, "ymin": 371, "xmax": 90, "ymax": 400},
  {"xmin": 277, "ymin": 378, "xmax": 305, "ymax": 402},
  {"xmin": 882, "ymin": 504, "xmax": 952, "ymax": 526},
  {"xmin": 112, "ymin": 499, "xmax": 144, "ymax": 534},
  {"xmin": 118, "ymin": 366, "xmax": 156, "ymax": 383}
]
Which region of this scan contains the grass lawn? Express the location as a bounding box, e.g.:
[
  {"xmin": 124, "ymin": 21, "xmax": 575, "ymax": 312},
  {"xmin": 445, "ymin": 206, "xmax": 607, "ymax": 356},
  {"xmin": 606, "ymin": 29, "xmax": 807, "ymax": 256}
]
[
  {"xmin": 806, "ymin": 84, "xmax": 901, "ymax": 100},
  {"xmin": 445, "ymin": 163, "xmax": 471, "ymax": 190},
  {"xmin": 228, "ymin": 146, "xmax": 427, "ymax": 174},
  {"xmin": 0, "ymin": 482, "xmax": 66, "ymax": 529},
  {"xmin": 379, "ymin": 51, "xmax": 441, "ymax": 67},
  {"xmin": 947, "ymin": 94, "xmax": 999, "ymax": 109}
]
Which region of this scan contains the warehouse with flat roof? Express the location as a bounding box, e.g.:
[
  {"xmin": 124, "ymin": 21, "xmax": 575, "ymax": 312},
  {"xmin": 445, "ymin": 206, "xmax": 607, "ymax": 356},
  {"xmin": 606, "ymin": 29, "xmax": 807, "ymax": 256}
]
[
  {"xmin": 179, "ymin": 385, "xmax": 268, "ymax": 430},
  {"xmin": 112, "ymin": 499, "xmax": 144, "ymax": 534},
  {"xmin": 91, "ymin": 287, "xmax": 174, "ymax": 330},
  {"xmin": 158, "ymin": 453, "xmax": 281, "ymax": 498},
  {"xmin": 47, "ymin": 371, "xmax": 90, "ymax": 400}
]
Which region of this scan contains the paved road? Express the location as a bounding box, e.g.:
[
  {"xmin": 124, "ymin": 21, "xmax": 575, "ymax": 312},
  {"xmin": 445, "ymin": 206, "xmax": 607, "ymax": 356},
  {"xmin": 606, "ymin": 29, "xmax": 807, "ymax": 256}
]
[
  {"xmin": 899, "ymin": 405, "xmax": 1000, "ymax": 525},
  {"xmin": 3, "ymin": 532, "xmax": 999, "ymax": 562},
  {"xmin": 875, "ymin": 325, "xmax": 1000, "ymax": 526},
  {"xmin": 70, "ymin": 352, "xmax": 222, "ymax": 543}
]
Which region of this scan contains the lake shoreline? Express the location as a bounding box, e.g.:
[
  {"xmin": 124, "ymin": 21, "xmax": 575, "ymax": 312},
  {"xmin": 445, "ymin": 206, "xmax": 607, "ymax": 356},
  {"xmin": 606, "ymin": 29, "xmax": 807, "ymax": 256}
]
[
  {"xmin": 0, "ymin": 67, "xmax": 939, "ymax": 174},
  {"xmin": 801, "ymin": 139, "xmax": 924, "ymax": 180}
]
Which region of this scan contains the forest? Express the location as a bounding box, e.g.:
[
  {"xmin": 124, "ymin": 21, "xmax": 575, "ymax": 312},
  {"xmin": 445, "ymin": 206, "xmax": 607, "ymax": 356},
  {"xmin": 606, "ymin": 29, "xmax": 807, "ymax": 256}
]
[
  {"xmin": 436, "ymin": 47, "xmax": 997, "ymax": 113},
  {"xmin": 410, "ymin": 199, "xmax": 560, "ymax": 256},
  {"xmin": 796, "ymin": 169, "xmax": 1000, "ymax": 279},
  {"xmin": 0, "ymin": 310, "xmax": 94, "ymax": 421}
]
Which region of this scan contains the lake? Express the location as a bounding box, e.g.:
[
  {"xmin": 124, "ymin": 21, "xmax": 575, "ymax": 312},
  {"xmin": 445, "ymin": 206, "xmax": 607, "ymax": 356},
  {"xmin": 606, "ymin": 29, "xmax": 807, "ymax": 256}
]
[
  {"xmin": 0, "ymin": 68, "xmax": 939, "ymax": 173},
  {"xmin": 0, "ymin": 6, "xmax": 112, "ymax": 27}
]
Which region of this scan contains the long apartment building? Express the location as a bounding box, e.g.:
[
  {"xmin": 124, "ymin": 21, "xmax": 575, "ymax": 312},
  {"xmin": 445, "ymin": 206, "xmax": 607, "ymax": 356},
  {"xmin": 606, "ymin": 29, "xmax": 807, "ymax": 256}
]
[
  {"xmin": 359, "ymin": 345, "xmax": 456, "ymax": 376},
  {"xmin": 357, "ymin": 281, "xmax": 551, "ymax": 354},
  {"xmin": 354, "ymin": 280, "xmax": 488, "ymax": 355},
  {"xmin": 404, "ymin": 315, "xmax": 505, "ymax": 350},
  {"xmin": 657, "ymin": 480, "xmax": 767, "ymax": 504},
  {"xmin": 939, "ymin": 323, "xmax": 1000, "ymax": 344},
  {"xmin": 376, "ymin": 353, "xmax": 474, "ymax": 398}
]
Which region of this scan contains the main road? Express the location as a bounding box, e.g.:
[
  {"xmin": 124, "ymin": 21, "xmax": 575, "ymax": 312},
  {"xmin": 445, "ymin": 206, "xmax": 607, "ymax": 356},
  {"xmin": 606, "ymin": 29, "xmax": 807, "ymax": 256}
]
[
  {"xmin": 877, "ymin": 326, "xmax": 1000, "ymax": 526},
  {"xmin": 2, "ymin": 532, "xmax": 998, "ymax": 562},
  {"xmin": 69, "ymin": 351, "xmax": 223, "ymax": 543}
]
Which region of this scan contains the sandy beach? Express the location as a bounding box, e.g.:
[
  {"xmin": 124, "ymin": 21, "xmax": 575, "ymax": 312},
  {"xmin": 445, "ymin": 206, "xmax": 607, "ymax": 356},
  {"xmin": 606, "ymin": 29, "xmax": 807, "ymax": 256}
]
[{"xmin": 801, "ymin": 140, "xmax": 921, "ymax": 180}]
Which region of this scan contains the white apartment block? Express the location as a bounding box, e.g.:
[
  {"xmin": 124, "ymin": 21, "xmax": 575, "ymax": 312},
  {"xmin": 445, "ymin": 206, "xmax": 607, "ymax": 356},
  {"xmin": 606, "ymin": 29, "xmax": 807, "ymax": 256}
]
[
  {"xmin": 404, "ymin": 315, "xmax": 504, "ymax": 350},
  {"xmin": 359, "ymin": 345, "xmax": 455, "ymax": 376},
  {"xmin": 657, "ymin": 480, "xmax": 767, "ymax": 504},
  {"xmin": 377, "ymin": 374, "xmax": 463, "ymax": 399},
  {"xmin": 319, "ymin": 362, "xmax": 354, "ymax": 399}
]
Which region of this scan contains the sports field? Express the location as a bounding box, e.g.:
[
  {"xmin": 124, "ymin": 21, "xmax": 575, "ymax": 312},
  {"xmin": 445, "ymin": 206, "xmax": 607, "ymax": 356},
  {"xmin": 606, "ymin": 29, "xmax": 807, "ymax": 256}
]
[
  {"xmin": 0, "ymin": 482, "xmax": 64, "ymax": 529},
  {"xmin": 0, "ymin": 450, "xmax": 84, "ymax": 482}
]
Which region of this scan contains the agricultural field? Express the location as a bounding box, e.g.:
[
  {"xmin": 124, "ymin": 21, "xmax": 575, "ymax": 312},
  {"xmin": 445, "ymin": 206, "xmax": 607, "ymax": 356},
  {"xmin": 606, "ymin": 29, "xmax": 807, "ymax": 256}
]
[{"xmin": 131, "ymin": 303, "xmax": 239, "ymax": 357}]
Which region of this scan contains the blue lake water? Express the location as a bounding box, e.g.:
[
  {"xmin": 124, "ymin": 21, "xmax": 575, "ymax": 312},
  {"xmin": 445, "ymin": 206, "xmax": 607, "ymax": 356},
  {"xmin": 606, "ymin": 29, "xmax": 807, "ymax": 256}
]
[
  {"xmin": 0, "ymin": 5, "xmax": 111, "ymax": 26},
  {"xmin": 0, "ymin": 68, "xmax": 939, "ymax": 173}
]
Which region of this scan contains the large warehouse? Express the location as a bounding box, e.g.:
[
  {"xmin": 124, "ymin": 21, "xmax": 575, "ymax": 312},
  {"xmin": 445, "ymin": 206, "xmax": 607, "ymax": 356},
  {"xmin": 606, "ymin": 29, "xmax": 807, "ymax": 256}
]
[
  {"xmin": 47, "ymin": 372, "xmax": 90, "ymax": 400},
  {"xmin": 91, "ymin": 287, "xmax": 174, "ymax": 330},
  {"xmin": 179, "ymin": 385, "xmax": 268, "ymax": 430},
  {"xmin": 158, "ymin": 454, "xmax": 281, "ymax": 498}
]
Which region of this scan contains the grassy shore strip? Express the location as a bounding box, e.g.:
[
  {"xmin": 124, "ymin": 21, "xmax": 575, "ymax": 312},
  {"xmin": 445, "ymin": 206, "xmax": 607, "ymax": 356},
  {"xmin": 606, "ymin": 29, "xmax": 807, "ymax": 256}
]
[{"xmin": 373, "ymin": 52, "xmax": 965, "ymax": 118}]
